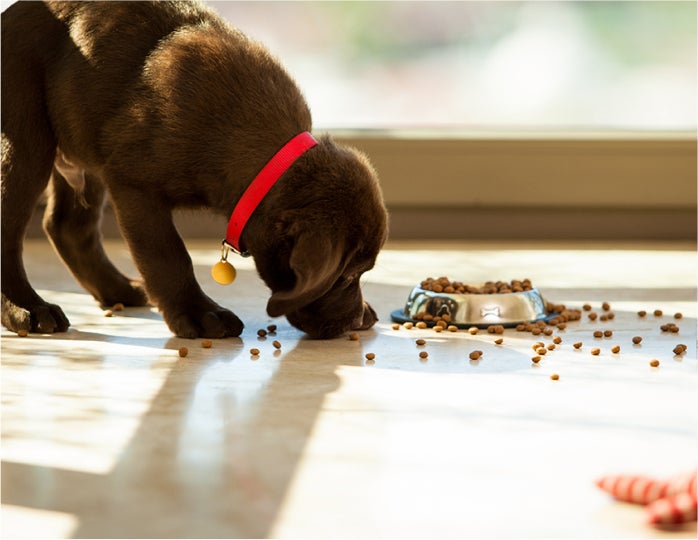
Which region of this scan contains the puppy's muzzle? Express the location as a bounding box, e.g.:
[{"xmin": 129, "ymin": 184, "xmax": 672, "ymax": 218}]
[{"xmin": 352, "ymin": 302, "xmax": 378, "ymax": 331}]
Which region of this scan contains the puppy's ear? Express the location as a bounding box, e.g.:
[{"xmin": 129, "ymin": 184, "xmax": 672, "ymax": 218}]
[{"xmin": 266, "ymin": 233, "xmax": 345, "ymax": 317}]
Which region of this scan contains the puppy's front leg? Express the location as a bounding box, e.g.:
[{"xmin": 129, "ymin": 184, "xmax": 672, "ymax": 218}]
[{"xmin": 109, "ymin": 187, "xmax": 243, "ymax": 338}]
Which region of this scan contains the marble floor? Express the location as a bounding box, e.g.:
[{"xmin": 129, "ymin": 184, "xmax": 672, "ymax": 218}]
[{"xmin": 1, "ymin": 238, "xmax": 696, "ymax": 539}]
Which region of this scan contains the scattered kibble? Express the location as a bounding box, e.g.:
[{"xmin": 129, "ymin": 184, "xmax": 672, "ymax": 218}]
[
  {"xmin": 178, "ymin": 347, "xmax": 188, "ymax": 357},
  {"xmin": 257, "ymin": 329, "xmax": 267, "ymax": 337},
  {"xmin": 392, "ymin": 323, "xmax": 400, "ymax": 330},
  {"xmin": 602, "ymin": 302, "xmax": 611, "ymax": 311},
  {"xmin": 583, "ymin": 304, "xmax": 592, "ymax": 311},
  {"xmin": 550, "ymin": 373, "xmax": 560, "ymax": 381},
  {"xmin": 637, "ymin": 310, "xmax": 647, "ymax": 317},
  {"xmin": 531, "ymin": 355, "xmax": 542, "ymax": 363},
  {"xmin": 348, "ymin": 332, "xmax": 360, "ymax": 341},
  {"xmin": 573, "ymin": 342, "xmax": 583, "ymax": 349},
  {"xmin": 272, "ymin": 340, "xmax": 281, "ymax": 349},
  {"xmin": 104, "ymin": 309, "xmax": 113, "ymax": 317},
  {"xmin": 611, "ymin": 345, "xmax": 621, "ymax": 354},
  {"xmin": 653, "ymin": 309, "xmax": 663, "ymax": 317},
  {"xmin": 660, "ymin": 323, "xmax": 680, "ymax": 333},
  {"xmin": 403, "ymin": 322, "xmax": 414, "ymax": 329},
  {"xmin": 588, "ymin": 313, "xmax": 598, "ymax": 321},
  {"xmin": 416, "ymin": 339, "xmax": 426, "ymax": 346},
  {"xmin": 433, "ymin": 326, "xmax": 443, "ymax": 333},
  {"xmin": 201, "ymin": 339, "xmax": 212, "ymax": 348},
  {"xmin": 469, "ymin": 350, "xmax": 483, "ymax": 360},
  {"xmin": 673, "ymin": 344, "xmax": 687, "ymax": 355},
  {"xmin": 416, "ymin": 321, "xmax": 428, "ymax": 329},
  {"xmin": 593, "ymin": 330, "xmax": 603, "ymax": 338},
  {"xmin": 547, "ymin": 343, "xmax": 556, "ymax": 351},
  {"xmin": 632, "ymin": 336, "xmax": 643, "ymax": 344},
  {"xmin": 447, "ymin": 325, "xmax": 458, "ymax": 332},
  {"xmin": 553, "ymin": 336, "xmax": 562, "ymax": 344},
  {"xmin": 536, "ymin": 347, "xmax": 547, "ymax": 356},
  {"xmin": 674, "ymin": 312, "xmax": 683, "ymax": 319},
  {"xmin": 649, "ymin": 359, "xmax": 660, "ymax": 367},
  {"xmin": 591, "ymin": 348, "xmax": 601, "ymax": 356},
  {"xmin": 17, "ymin": 329, "xmax": 28, "ymax": 337},
  {"xmin": 267, "ymin": 324, "xmax": 277, "ymax": 333},
  {"xmin": 250, "ymin": 348, "xmax": 260, "ymax": 356},
  {"xmin": 112, "ymin": 302, "xmax": 124, "ymax": 311},
  {"xmin": 468, "ymin": 327, "xmax": 479, "ymax": 335},
  {"xmin": 603, "ymin": 330, "xmax": 613, "ymax": 337},
  {"xmin": 419, "ymin": 351, "xmax": 429, "ymax": 359},
  {"xmin": 365, "ymin": 352, "xmax": 376, "ymax": 360},
  {"xmin": 494, "ymin": 338, "xmax": 504, "ymax": 345}
]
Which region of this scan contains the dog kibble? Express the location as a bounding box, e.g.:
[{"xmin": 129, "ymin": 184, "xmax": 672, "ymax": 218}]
[
  {"xmin": 536, "ymin": 347, "xmax": 547, "ymax": 356},
  {"xmin": 602, "ymin": 302, "xmax": 611, "ymax": 311},
  {"xmin": 632, "ymin": 336, "xmax": 643, "ymax": 344},
  {"xmin": 416, "ymin": 321, "xmax": 428, "ymax": 329},
  {"xmin": 532, "ymin": 356, "xmax": 542, "ymax": 363},
  {"xmin": 267, "ymin": 324, "xmax": 277, "ymax": 333},
  {"xmin": 553, "ymin": 336, "xmax": 562, "ymax": 344},
  {"xmin": 391, "ymin": 324, "xmax": 400, "ymax": 330},
  {"xmin": 591, "ymin": 348, "xmax": 601, "ymax": 356},
  {"xmin": 112, "ymin": 302, "xmax": 124, "ymax": 311},
  {"xmin": 660, "ymin": 323, "xmax": 680, "ymax": 333},
  {"xmin": 447, "ymin": 325, "xmax": 458, "ymax": 332},
  {"xmin": 468, "ymin": 327, "xmax": 479, "ymax": 335},
  {"xmin": 653, "ymin": 309, "xmax": 663, "ymax": 317},
  {"xmin": 494, "ymin": 338, "xmax": 504, "ymax": 345},
  {"xmin": 201, "ymin": 340, "xmax": 212, "ymax": 348},
  {"xmin": 604, "ymin": 330, "xmax": 613, "ymax": 337},
  {"xmin": 593, "ymin": 330, "xmax": 603, "ymax": 338},
  {"xmin": 550, "ymin": 373, "xmax": 560, "ymax": 381},
  {"xmin": 419, "ymin": 351, "xmax": 428, "ymax": 359},
  {"xmin": 637, "ymin": 310, "xmax": 647, "ymax": 317},
  {"xmin": 178, "ymin": 347, "xmax": 188, "ymax": 357},
  {"xmin": 415, "ymin": 339, "xmax": 426, "ymax": 346},
  {"xmin": 673, "ymin": 344, "xmax": 687, "ymax": 355},
  {"xmin": 420, "ymin": 277, "xmax": 533, "ymax": 294},
  {"xmin": 365, "ymin": 353, "xmax": 376, "ymax": 360},
  {"xmin": 547, "ymin": 343, "xmax": 555, "ymax": 351},
  {"xmin": 17, "ymin": 329, "xmax": 28, "ymax": 337},
  {"xmin": 611, "ymin": 345, "xmax": 620, "ymax": 353},
  {"xmin": 588, "ymin": 312, "xmax": 598, "ymax": 321},
  {"xmin": 573, "ymin": 342, "xmax": 583, "ymax": 349},
  {"xmin": 403, "ymin": 322, "xmax": 414, "ymax": 329},
  {"xmin": 469, "ymin": 350, "xmax": 483, "ymax": 360},
  {"xmin": 649, "ymin": 359, "xmax": 660, "ymax": 367},
  {"xmin": 348, "ymin": 332, "xmax": 359, "ymax": 341},
  {"xmin": 433, "ymin": 326, "xmax": 443, "ymax": 333},
  {"xmin": 272, "ymin": 340, "xmax": 281, "ymax": 349},
  {"xmin": 674, "ymin": 312, "xmax": 683, "ymax": 319},
  {"xmin": 104, "ymin": 309, "xmax": 113, "ymax": 317},
  {"xmin": 583, "ymin": 304, "xmax": 592, "ymax": 311},
  {"xmin": 257, "ymin": 329, "xmax": 267, "ymax": 337},
  {"xmin": 250, "ymin": 348, "xmax": 260, "ymax": 356}
]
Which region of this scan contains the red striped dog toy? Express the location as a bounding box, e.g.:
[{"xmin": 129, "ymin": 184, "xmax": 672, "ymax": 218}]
[{"xmin": 596, "ymin": 470, "xmax": 697, "ymax": 525}]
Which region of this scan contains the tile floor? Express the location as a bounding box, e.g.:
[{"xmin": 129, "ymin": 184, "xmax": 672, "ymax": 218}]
[{"xmin": 1, "ymin": 238, "xmax": 696, "ymax": 538}]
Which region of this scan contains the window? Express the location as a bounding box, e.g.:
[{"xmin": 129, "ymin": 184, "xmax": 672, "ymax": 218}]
[{"xmin": 207, "ymin": 1, "xmax": 696, "ymax": 131}]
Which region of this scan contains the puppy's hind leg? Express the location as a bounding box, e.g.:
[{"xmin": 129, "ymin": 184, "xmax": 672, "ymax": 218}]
[
  {"xmin": 43, "ymin": 169, "xmax": 148, "ymax": 309},
  {"xmin": 0, "ymin": 137, "xmax": 70, "ymax": 334}
]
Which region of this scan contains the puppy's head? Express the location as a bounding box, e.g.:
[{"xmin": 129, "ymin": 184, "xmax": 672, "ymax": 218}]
[{"xmin": 248, "ymin": 136, "xmax": 387, "ymax": 339}]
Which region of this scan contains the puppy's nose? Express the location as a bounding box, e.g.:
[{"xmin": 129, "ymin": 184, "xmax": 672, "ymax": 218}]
[{"xmin": 352, "ymin": 302, "xmax": 378, "ymax": 330}]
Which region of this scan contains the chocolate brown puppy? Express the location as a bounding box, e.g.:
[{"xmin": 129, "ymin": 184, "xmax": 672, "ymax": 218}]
[{"xmin": 1, "ymin": 1, "xmax": 387, "ymax": 339}]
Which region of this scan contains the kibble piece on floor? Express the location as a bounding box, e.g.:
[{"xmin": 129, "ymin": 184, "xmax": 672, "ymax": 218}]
[
  {"xmin": 650, "ymin": 359, "xmax": 660, "ymax": 367},
  {"xmin": 674, "ymin": 312, "xmax": 683, "ymax": 319},
  {"xmin": 632, "ymin": 336, "xmax": 643, "ymax": 344},
  {"xmin": 602, "ymin": 302, "xmax": 611, "ymax": 311},
  {"xmin": 257, "ymin": 329, "xmax": 267, "ymax": 337},
  {"xmin": 469, "ymin": 350, "xmax": 482, "ymax": 360},
  {"xmin": 272, "ymin": 340, "xmax": 281, "ymax": 349},
  {"xmin": 573, "ymin": 342, "xmax": 583, "ymax": 349},
  {"xmin": 591, "ymin": 348, "xmax": 601, "ymax": 356},
  {"xmin": 403, "ymin": 322, "xmax": 414, "ymax": 329},
  {"xmin": 637, "ymin": 310, "xmax": 647, "ymax": 317},
  {"xmin": 112, "ymin": 302, "xmax": 124, "ymax": 311},
  {"xmin": 201, "ymin": 340, "xmax": 212, "ymax": 348},
  {"xmin": 494, "ymin": 338, "xmax": 503, "ymax": 345},
  {"xmin": 365, "ymin": 353, "xmax": 376, "ymax": 360},
  {"xmin": 104, "ymin": 309, "xmax": 113, "ymax": 317},
  {"xmin": 415, "ymin": 339, "xmax": 426, "ymax": 346},
  {"xmin": 531, "ymin": 356, "xmax": 542, "ymax": 363},
  {"xmin": 250, "ymin": 348, "xmax": 260, "ymax": 356},
  {"xmin": 419, "ymin": 351, "xmax": 429, "ymax": 359},
  {"xmin": 593, "ymin": 330, "xmax": 603, "ymax": 338},
  {"xmin": 604, "ymin": 330, "xmax": 613, "ymax": 337},
  {"xmin": 447, "ymin": 325, "xmax": 458, "ymax": 332},
  {"xmin": 468, "ymin": 327, "xmax": 479, "ymax": 335},
  {"xmin": 267, "ymin": 324, "xmax": 277, "ymax": 332},
  {"xmin": 611, "ymin": 345, "xmax": 621, "ymax": 353},
  {"xmin": 553, "ymin": 336, "xmax": 562, "ymax": 344},
  {"xmin": 673, "ymin": 344, "xmax": 687, "ymax": 355},
  {"xmin": 392, "ymin": 323, "xmax": 400, "ymax": 330},
  {"xmin": 550, "ymin": 373, "xmax": 560, "ymax": 381},
  {"xmin": 434, "ymin": 326, "xmax": 443, "ymax": 333},
  {"xmin": 654, "ymin": 309, "xmax": 663, "ymax": 316},
  {"xmin": 588, "ymin": 313, "xmax": 598, "ymax": 321},
  {"xmin": 416, "ymin": 321, "xmax": 428, "ymax": 329},
  {"xmin": 17, "ymin": 329, "xmax": 28, "ymax": 337},
  {"xmin": 348, "ymin": 332, "xmax": 359, "ymax": 341},
  {"xmin": 178, "ymin": 347, "xmax": 188, "ymax": 358}
]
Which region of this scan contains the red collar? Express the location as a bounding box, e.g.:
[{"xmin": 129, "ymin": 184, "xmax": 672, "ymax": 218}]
[{"xmin": 224, "ymin": 131, "xmax": 318, "ymax": 255}]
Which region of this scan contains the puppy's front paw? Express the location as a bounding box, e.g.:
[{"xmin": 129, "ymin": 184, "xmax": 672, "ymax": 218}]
[
  {"xmin": 1, "ymin": 294, "xmax": 70, "ymax": 334},
  {"xmin": 165, "ymin": 306, "xmax": 244, "ymax": 339}
]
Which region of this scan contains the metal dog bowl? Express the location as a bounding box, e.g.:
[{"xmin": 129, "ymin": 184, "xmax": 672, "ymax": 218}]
[{"xmin": 391, "ymin": 285, "xmax": 554, "ymax": 328}]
